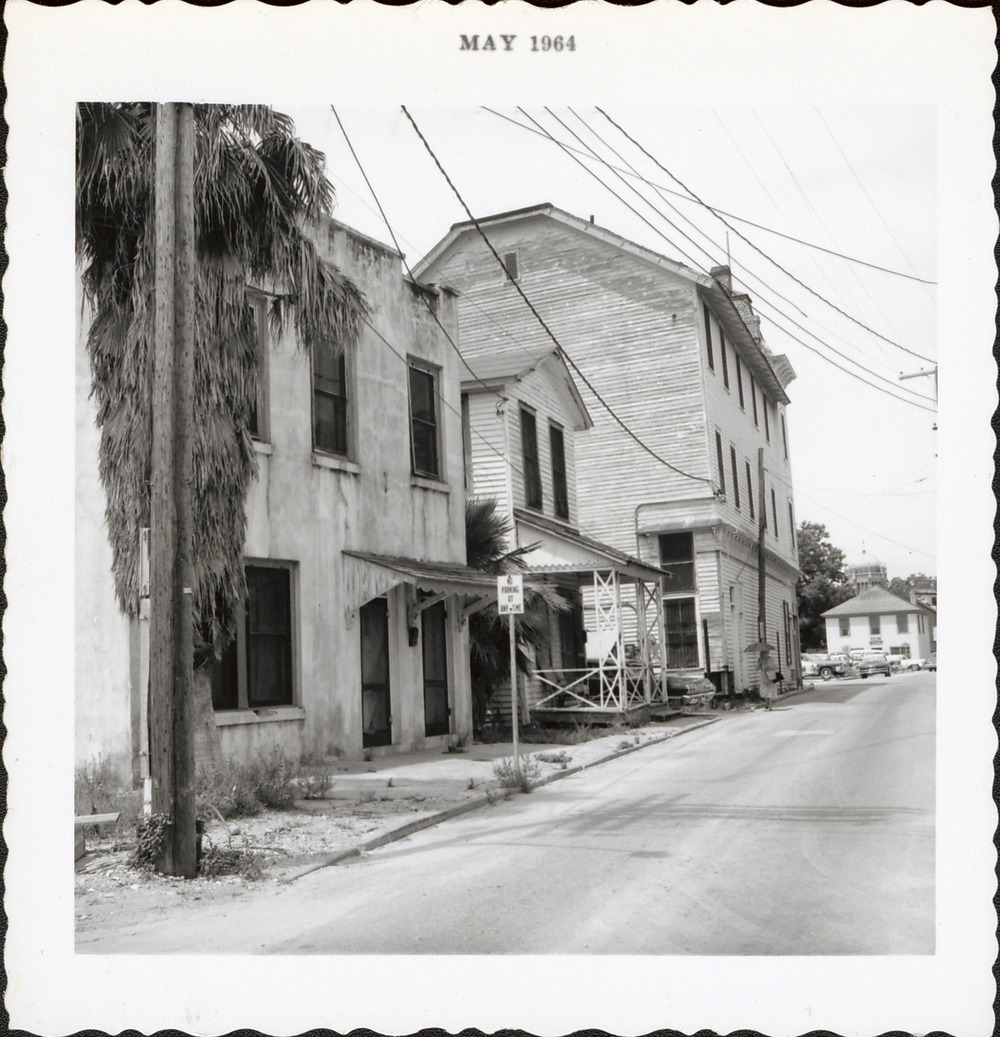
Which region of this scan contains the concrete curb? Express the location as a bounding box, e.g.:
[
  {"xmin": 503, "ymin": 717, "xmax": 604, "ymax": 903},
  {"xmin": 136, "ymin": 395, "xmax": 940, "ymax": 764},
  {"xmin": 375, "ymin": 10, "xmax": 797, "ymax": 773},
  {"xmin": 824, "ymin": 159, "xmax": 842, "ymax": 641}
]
[{"xmin": 280, "ymin": 715, "xmax": 720, "ymax": 884}]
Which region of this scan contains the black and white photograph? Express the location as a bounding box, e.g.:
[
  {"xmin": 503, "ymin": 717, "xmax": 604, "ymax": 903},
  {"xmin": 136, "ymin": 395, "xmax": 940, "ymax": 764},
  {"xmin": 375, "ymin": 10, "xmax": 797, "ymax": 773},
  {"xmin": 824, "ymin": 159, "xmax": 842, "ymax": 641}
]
[{"xmin": 3, "ymin": 2, "xmax": 995, "ymax": 1035}]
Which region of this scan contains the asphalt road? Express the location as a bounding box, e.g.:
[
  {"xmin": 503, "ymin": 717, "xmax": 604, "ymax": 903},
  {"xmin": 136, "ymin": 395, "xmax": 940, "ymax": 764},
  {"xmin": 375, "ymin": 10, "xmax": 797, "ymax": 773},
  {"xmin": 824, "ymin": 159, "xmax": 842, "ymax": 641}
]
[{"xmin": 81, "ymin": 672, "xmax": 935, "ymax": 954}]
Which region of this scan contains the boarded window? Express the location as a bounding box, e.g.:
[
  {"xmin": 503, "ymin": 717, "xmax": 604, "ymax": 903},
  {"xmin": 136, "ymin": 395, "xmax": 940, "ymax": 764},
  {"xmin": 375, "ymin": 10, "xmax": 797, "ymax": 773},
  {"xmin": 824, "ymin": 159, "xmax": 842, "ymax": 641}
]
[
  {"xmin": 658, "ymin": 532, "xmax": 696, "ymax": 592},
  {"xmin": 703, "ymin": 304, "xmax": 715, "ymax": 371},
  {"xmin": 715, "ymin": 431, "xmax": 726, "ymax": 497},
  {"xmin": 549, "ymin": 422, "xmax": 569, "ymax": 519},
  {"xmin": 730, "ymin": 446, "xmax": 741, "ymax": 510},
  {"xmin": 409, "ymin": 362, "xmax": 440, "ymax": 478},
  {"xmin": 521, "ymin": 407, "xmax": 543, "ymax": 510}
]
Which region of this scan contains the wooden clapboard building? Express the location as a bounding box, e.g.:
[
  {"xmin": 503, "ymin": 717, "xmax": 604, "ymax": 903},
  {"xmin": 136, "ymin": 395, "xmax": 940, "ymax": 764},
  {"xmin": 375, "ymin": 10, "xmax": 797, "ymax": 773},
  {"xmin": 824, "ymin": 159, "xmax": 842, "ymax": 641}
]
[
  {"xmin": 419, "ymin": 204, "xmax": 803, "ymax": 698},
  {"xmin": 458, "ymin": 341, "xmax": 670, "ymax": 722}
]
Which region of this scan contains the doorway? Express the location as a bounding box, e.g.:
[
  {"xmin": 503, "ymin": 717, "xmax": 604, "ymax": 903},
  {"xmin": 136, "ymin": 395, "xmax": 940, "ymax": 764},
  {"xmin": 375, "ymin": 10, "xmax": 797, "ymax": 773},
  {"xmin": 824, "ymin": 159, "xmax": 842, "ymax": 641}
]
[
  {"xmin": 422, "ymin": 600, "xmax": 450, "ymax": 737},
  {"xmin": 360, "ymin": 598, "xmax": 392, "ymax": 748}
]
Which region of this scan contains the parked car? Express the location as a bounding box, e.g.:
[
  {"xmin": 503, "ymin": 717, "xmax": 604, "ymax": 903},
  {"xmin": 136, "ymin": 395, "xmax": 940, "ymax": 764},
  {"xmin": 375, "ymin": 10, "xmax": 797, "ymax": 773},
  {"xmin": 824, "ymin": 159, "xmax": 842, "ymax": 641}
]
[
  {"xmin": 926, "ymin": 653, "xmax": 937, "ymax": 671},
  {"xmin": 858, "ymin": 652, "xmax": 892, "ymax": 678},
  {"xmin": 801, "ymin": 653, "xmax": 853, "ymax": 681},
  {"xmin": 896, "ymin": 657, "xmax": 926, "ymax": 671}
]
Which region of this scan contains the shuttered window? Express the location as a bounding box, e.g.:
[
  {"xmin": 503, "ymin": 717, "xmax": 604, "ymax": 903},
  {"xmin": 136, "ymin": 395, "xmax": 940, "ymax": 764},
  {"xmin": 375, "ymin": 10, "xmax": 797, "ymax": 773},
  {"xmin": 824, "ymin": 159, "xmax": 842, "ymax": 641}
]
[
  {"xmin": 730, "ymin": 446, "xmax": 741, "ymax": 509},
  {"xmin": 720, "ymin": 330, "xmax": 730, "ymax": 389},
  {"xmin": 745, "ymin": 461, "xmax": 755, "ymax": 519},
  {"xmin": 735, "ymin": 354, "xmax": 745, "ymax": 408},
  {"xmin": 549, "ymin": 422, "xmax": 569, "ymax": 519},
  {"xmin": 520, "ymin": 407, "xmax": 543, "ymax": 510},
  {"xmin": 715, "ymin": 431, "xmax": 726, "ymax": 496},
  {"xmin": 703, "ymin": 304, "xmax": 715, "ymax": 371}
]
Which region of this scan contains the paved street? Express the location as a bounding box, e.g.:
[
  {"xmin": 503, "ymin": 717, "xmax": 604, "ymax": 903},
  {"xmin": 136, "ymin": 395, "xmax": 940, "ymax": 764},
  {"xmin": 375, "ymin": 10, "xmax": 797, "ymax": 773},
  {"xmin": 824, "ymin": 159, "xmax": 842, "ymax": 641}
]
[{"xmin": 79, "ymin": 672, "xmax": 935, "ymax": 955}]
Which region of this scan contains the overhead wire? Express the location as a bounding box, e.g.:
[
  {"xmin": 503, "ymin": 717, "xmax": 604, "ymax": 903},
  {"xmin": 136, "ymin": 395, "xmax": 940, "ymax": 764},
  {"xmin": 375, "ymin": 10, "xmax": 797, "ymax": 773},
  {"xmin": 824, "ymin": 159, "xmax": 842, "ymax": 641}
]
[
  {"xmin": 518, "ymin": 108, "xmax": 935, "ymax": 412},
  {"xmin": 565, "ymin": 107, "xmax": 930, "ymax": 391},
  {"xmin": 482, "ymin": 106, "xmax": 935, "ymax": 285},
  {"xmin": 400, "ymin": 104, "xmax": 714, "ymax": 488},
  {"xmin": 595, "ymin": 106, "xmax": 935, "ymax": 367}
]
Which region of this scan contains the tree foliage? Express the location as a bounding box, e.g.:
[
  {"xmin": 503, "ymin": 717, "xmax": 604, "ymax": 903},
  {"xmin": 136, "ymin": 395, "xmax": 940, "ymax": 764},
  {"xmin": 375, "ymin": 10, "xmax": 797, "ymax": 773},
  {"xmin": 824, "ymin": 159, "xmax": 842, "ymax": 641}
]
[
  {"xmin": 76, "ymin": 102, "xmax": 368, "ymax": 651},
  {"xmin": 796, "ymin": 521, "xmax": 853, "ymax": 650},
  {"xmin": 464, "ymin": 497, "xmax": 556, "ymax": 733},
  {"xmin": 887, "ymin": 573, "xmax": 935, "ymax": 600}
]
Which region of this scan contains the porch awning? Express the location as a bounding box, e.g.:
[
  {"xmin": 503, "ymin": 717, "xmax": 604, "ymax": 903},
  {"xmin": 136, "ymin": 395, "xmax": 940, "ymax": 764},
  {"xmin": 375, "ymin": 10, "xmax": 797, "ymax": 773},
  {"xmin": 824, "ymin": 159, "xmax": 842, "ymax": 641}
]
[{"xmin": 342, "ymin": 550, "xmax": 501, "ymax": 611}]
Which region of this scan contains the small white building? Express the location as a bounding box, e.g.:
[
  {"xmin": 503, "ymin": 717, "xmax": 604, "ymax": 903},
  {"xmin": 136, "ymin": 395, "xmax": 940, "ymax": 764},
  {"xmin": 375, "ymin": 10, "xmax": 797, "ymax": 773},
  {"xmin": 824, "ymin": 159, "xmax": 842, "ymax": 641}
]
[
  {"xmin": 76, "ymin": 218, "xmax": 496, "ymax": 778},
  {"xmin": 822, "ymin": 586, "xmax": 936, "ymax": 661}
]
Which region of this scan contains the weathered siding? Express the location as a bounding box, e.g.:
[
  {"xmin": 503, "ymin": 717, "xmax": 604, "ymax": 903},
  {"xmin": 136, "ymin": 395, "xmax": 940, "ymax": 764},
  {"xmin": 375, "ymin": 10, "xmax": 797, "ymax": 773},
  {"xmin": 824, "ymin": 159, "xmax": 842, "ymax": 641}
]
[{"xmin": 77, "ymin": 220, "xmax": 475, "ymax": 769}]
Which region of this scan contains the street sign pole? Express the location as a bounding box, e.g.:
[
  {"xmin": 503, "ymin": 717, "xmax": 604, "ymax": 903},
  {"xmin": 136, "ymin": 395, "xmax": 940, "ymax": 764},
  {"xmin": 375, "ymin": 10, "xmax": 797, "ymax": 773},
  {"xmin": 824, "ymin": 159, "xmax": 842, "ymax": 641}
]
[
  {"xmin": 509, "ymin": 610, "xmax": 519, "ymax": 781},
  {"xmin": 497, "ymin": 574, "xmax": 525, "ymax": 781}
]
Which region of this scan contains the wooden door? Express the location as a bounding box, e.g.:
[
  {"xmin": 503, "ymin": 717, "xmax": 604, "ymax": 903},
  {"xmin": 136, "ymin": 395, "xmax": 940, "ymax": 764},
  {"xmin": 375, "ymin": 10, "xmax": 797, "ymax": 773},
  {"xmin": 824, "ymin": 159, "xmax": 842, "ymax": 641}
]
[
  {"xmin": 422, "ymin": 601, "xmax": 450, "ymax": 737},
  {"xmin": 360, "ymin": 598, "xmax": 392, "ymax": 748}
]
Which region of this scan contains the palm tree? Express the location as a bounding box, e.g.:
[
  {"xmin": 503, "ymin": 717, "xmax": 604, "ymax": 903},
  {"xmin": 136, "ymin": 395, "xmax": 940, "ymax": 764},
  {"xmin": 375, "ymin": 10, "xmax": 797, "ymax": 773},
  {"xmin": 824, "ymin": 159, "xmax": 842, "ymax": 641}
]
[
  {"xmin": 465, "ymin": 497, "xmax": 555, "ymax": 736},
  {"xmin": 76, "ymin": 102, "xmax": 368, "ymax": 655}
]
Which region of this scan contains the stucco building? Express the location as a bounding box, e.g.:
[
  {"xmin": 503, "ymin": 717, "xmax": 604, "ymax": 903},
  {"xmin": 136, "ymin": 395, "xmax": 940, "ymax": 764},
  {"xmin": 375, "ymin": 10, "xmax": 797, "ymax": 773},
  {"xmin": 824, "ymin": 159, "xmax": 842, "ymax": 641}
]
[
  {"xmin": 419, "ymin": 204, "xmax": 803, "ymax": 696},
  {"xmin": 76, "ymin": 218, "xmax": 493, "ymax": 776}
]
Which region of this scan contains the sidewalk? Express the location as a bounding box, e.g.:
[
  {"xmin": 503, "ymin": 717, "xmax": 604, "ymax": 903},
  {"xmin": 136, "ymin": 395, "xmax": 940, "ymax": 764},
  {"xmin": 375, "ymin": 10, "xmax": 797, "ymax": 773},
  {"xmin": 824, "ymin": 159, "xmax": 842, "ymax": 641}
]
[{"xmin": 280, "ymin": 712, "xmax": 719, "ymax": 882}]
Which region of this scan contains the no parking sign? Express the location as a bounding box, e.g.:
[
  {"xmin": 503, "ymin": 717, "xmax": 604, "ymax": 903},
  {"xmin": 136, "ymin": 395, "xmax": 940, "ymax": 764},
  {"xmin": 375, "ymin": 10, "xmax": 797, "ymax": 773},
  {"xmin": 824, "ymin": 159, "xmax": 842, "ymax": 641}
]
[{"xmin": 497, "ymin": 574, "xmax": 524, "ymax": 614}]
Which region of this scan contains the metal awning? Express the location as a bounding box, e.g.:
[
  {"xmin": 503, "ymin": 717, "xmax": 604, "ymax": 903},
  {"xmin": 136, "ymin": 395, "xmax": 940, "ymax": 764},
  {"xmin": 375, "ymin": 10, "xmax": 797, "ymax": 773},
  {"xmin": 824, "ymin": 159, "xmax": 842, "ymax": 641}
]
[{"xmin": 344, "ymin": 549, "xmax": 499, "ymax": 596}]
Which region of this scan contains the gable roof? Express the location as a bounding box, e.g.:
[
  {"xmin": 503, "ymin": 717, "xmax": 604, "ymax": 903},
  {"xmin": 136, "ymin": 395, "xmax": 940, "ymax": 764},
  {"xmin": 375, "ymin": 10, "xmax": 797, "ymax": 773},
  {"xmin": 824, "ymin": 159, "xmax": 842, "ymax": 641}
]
[
  {"xmin": 821, "ymin": 585, "xmax": 933, "ymax": 618},
  {"xmin": 461, "ymin": 343, "xmax": 592, "ymax": 431},
  {"xmin": 417, "ymin": 203, "xmax": 791, "ymax": 405}
]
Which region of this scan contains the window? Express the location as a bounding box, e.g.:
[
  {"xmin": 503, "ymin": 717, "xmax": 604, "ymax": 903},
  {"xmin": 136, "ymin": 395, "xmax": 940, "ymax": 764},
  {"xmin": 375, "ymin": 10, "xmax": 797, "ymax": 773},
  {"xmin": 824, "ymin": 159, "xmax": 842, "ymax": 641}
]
[
  {"xmin": 720, "ymin": 330, "xmax": 730, "ymax": 389},
  {"xmin": 788, "ymin": 501, "xmax": 796, "ymax": 548},
  {"xmin": 211, "ymin": 564, "xmax": 294, "ymax": 711},
  {"xmin": 247, "ymin": 293, "xmax": 269, "ymax": 441},
  {"xmin": 312, "ymin": 346, "xmax": 349, "ymax": 456},
  {"xmin": 869, "ymin": 615, "xmax": 881, "ymax": 635},
  {"xmin": 503, "ymin": 251, "xmax": 520, "ymax": 282},
  {"xmin": 715, "ymin": 431, "xmax": 726, "ymax": 496},
  {"xmin": 770, "ymin": 487, "xmax": 778, "ymax": 538},
  {"xmin": 409, "ymin": 360, "xmax": 440, "ymax": 478},
  {"xmin": 839, "ymin": 617, "xmax": 850, "ymax": 638},
  {"xmin": 703, "ymin": 304, "xmax": 715, "ymax": 371},
  {"xmin": 730, "ymin": 446, "xmax": 741, "ymax": 509},
  {"xmin": 664, "ymin": 598, "xmax": 699, "ymax": 669},
  {"xmin": 549, "ymin": 422, "xmax": 569, "ymax": 519},
  {"xmin": 918, "ymin": 614, "xmax": 925, "ymax": 633},
  {"xmin": 520, "ymin": 407, "xmax": 543, "ymax": 510},
  {"xmin": 735, "ymin": 354, "xmax": 745, "ymax": 409},
  {"xmin": 781, "ymin": 412, "xmax": 789, "ymax": 459},
  {"xmin": 658, "ymin": 532, "xmax": 696, "ymax": 592},
  {"xmin": 745, "ymin": 461, "xmax": 755, "ymax": 519},
  {"xmin": 750, "ymin": 374, "xmax": 759, "ymax": 426},
  {"xmin": 763, "ymin": 397, "xmax": 771, "ymax": 441},
  {"xmin": 461, "ymin": 392, "xmax": 473, "ymax": 491},
  {"xmin": 897, "ymin": 613, "xmax": 909, "ymax": 634}
]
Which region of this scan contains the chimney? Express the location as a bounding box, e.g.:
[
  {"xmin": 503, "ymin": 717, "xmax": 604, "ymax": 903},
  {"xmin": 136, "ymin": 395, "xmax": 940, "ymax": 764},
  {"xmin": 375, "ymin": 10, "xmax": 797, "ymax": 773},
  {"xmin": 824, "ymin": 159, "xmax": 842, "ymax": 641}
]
[{"xmin": 710, "ymin": 265, "xmax": 732, "ymax": 292}]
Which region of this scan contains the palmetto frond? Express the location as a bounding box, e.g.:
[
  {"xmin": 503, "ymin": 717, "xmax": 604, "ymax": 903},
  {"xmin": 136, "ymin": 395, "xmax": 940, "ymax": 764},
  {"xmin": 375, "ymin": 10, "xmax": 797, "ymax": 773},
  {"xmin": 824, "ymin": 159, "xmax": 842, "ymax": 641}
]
[{"xmin": 77, "ymin": 102, "xmax": 369, "ymax": 651}]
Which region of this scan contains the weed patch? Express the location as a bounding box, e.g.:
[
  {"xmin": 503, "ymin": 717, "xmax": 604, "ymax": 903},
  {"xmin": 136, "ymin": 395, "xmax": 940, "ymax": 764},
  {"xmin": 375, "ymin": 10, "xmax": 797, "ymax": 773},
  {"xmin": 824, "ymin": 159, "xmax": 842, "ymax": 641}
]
[{"xmin": 492, "ymin": 754, "xmax": 542, "ymax": 793}]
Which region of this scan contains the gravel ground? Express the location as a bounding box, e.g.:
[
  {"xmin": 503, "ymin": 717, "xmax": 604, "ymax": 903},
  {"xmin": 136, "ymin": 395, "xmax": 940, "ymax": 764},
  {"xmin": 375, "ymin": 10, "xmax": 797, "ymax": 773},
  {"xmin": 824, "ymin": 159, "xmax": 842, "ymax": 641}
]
[{"xmin": 74, "ymin": 714, "xmax": 724, "ymax": 938}]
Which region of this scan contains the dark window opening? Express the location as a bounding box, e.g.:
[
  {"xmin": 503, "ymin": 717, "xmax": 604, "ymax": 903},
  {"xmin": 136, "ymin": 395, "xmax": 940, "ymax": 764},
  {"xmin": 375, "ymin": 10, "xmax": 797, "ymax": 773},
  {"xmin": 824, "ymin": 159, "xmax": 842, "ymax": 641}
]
[
  {"xmin": 658, "ymin": 532, "xmax": 696, "ymax": 592},
  {"xmin": 745, "ymin": 462, "xmax": 755, "ymax": 520},
  {"xmin": 664, "ymin": 597, "xmax": 699, "ymax": 669},
  {"xmin": 549, "ymin": 422, "xmax": 569, "ymax": 519},
  {"xmin": 720, "ymin": 330, "xmax": 730, "ymax": 389},
  {"xmin": 703, "ymin": 304, "xmax": 715, "ymax": 371},
  {"xmin": 313, "ymin": 347, "xmax": 349, "ymax": 456},
  {"xmin": 409, "ymin": 362, "xmax": 440, "ymax": 478},
  {"xmin": 730, "ymin": 446, "xmax": 741, "ymax": 509},
  {"xmin": 715, "ymin": 431, "xmax": 726, "ymax": 497},
  {"xmin": 521, "ymin": 407, "xmax": 543, "ymax": 510}
]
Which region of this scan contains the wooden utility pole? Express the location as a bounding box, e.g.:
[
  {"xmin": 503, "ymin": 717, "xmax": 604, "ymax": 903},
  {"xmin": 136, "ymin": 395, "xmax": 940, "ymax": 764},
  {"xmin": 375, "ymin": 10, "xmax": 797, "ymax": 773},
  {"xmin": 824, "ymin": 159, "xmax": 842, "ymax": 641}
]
[
  {"xmin": 149, "ymin": 103, "xmax": 197, "ymax": 877},
  {"xmin": 757, "ymin": 447, "xmax": 767, "ymax": 644}
]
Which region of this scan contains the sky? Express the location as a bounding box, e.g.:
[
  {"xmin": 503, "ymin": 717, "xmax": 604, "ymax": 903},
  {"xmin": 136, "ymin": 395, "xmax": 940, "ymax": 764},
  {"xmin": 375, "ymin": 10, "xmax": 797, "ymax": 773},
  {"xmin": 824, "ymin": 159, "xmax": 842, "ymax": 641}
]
[{"xmin": 291, "ymin": 104, "xmax": 938, "ymax": 581}]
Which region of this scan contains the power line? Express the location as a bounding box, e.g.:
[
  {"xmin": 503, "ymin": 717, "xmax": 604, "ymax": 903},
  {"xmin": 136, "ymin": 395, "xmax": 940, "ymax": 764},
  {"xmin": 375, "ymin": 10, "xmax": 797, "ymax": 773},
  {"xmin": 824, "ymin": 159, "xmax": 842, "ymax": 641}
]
[
  {"xmin": 330, "ymin": 105, "xmax": 505, "ymax": 403},
  {"xmin": 401, "ymin": 105, "xmax": 714, "ymax": 489},
  {"xmin": 518, "ymin": 109, "xmax": 935, "ymax": 412},
  {"xmin": 482, "ymin": 106, "xmax": 936, "ymax": 286},
  {"xmin": 563, "ymin": 107, "xmax": 933, "ymax": 396},
  {"xmin": 595, "ymin": 107, "xmax": 936, "ymax": 367}
]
